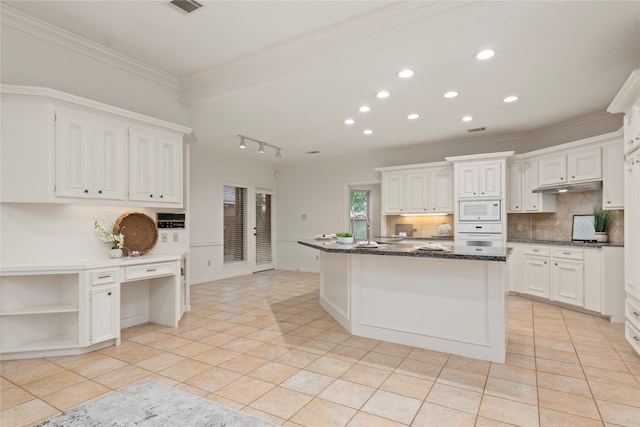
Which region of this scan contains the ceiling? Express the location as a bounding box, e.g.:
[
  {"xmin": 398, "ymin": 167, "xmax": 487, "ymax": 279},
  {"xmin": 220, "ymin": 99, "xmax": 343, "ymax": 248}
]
[{"xmin": 3, "ymin": 1, "xmax": 640, "ymax": 162}]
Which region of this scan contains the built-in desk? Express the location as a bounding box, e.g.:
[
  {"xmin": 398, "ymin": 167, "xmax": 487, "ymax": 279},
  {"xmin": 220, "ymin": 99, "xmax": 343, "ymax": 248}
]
[{"xmin": 0, "ymin": 254, "xmax": 188, "ymax": 360}]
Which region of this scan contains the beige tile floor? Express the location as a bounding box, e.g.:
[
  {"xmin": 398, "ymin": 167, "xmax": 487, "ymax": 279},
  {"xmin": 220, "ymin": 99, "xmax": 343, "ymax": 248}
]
[{"xmin": 2, "ymin": 270, "xmax": 640, "ymax": 427}]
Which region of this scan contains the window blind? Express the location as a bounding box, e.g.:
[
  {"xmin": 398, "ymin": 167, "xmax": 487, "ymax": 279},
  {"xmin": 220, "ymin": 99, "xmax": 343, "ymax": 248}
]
[
  {"xmin": 255, "ymin": 193, "xmax": 272, "ymax": 265},
  {"xmin": 223, "ymin": 185, "xmax": 246, "ymax": 263}
]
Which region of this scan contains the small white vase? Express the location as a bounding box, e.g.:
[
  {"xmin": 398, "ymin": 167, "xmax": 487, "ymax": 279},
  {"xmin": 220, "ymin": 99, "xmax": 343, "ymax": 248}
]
[
  {"xmin": 109, "ymin": 248, "xmax": 123, "ymax": 258},
  {"xmin": 438, "ymin": 223, "xmax": 452, "ymax": 236},
  {"xmin": 336, "ymin": 237, "xmax": 353, "ymax": 244},
  {"xmin": 594, "ymin": 232, "xmax": 608, "ymax": 243}
]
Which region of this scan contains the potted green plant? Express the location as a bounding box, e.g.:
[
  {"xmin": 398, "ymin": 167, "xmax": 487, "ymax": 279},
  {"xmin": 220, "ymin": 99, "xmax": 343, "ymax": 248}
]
[
  {"xmin": 336, "ymin": 232, "xmax": 353, "ymax": 244},
  {"xmin": 593, "ymin": 206, "xmax": 611, "ymax": 243}
]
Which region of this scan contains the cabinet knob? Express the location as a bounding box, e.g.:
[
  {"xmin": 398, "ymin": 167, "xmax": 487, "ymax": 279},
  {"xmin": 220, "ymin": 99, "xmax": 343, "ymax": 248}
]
[
  {"xmin": 607, "ymin": 201, "xmax": 611, "ymax": 204},
  {"xmin": 560, "ymin": 177, "xmax": 564, "ymax": 180},
  {"xmin": 98, "ymin": 190, "xmax": 103, "ymax": 194},
  {"xmin": 571, "ymin": 176, "xmax": 575, "ymax": 179},
  {"xmin": 107, "ymin": 292, "xmax": 112, "ymax": 296},
  {"xmin": 544, "ymin": 261, "xmax": 547, "ymax": 264},
  {"xmin": 515, "ymin": 205, "xmax": 519, "ymax": 209},
  {"xmin": 554, "ymin": 262, "xmax": 558, "ymax": 266},
  {"xmin": 84, "ymin": 189, "xmax": 89, "ymax": 193},
  {"xmin": 533, "ymin": 205, "xmax": 536, "ymax": 208},
  {"xmin": 160, "ymin": 195, "xmax": 164, "ymax": 198},
  {"xmin": 150, "ymin": 194, "xmax": 153, "ymax": 198}
]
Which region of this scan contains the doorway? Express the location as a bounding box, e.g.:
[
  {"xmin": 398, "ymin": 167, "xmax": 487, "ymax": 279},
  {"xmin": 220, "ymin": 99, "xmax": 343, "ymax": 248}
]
[{"xmin": 253, "ymin": 189, "xmax": 275, "ymax": 272}]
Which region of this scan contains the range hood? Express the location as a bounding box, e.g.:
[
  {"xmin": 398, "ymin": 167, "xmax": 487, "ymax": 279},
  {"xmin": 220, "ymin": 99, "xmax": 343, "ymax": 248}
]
[{"xmin": 532, "ymin": 180, "xmax": 602, "ymax": 194}]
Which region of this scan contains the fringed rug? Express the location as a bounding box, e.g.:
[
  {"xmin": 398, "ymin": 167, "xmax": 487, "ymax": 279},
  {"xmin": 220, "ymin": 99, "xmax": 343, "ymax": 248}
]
[{"xmin": 34, "ymin": 380, "xmax": 278, "ymax": 426}]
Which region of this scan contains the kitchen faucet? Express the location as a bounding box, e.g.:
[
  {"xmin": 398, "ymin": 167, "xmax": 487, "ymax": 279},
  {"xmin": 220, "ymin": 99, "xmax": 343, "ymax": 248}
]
[{"xmin": 351, "ymin": 213, "xmax": 370, "ymax": 244}]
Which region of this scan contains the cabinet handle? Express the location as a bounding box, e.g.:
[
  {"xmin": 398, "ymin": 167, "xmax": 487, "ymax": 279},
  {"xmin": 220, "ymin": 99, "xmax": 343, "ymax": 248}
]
[
  {"xmin": 634, "ymin": 336, "xmax": 640, "ymax": 342},
  {"xmin": 563, "ymin": 252, "xmax": 571, "ymax": 255},
  {"xmin": 97, "ymin": 274, "xmax": 111, "ymax": 279},
  {"xmin": 633, "ymin": 311, "xmax": 639, "ymax": 317},
  {"xmin": 532, "ymin": 249, "xmax": 540, "ymax": 252},
  {"xmin": 146, "ymin": 268, "xmax": 157, "ymax": 272}
]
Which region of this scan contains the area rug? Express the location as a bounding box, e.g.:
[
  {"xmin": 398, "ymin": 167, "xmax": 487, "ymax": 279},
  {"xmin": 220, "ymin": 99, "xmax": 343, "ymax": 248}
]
[{"xmin": 34, "ymin": 380, "xmax": 278, "ymax": 426}]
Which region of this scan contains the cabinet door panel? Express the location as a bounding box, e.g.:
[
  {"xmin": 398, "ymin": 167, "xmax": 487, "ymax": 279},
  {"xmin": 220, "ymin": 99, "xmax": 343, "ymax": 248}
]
[
  {"xmin": 429, "ymin": 167, "xmax": 454, "ymax": 213},
  {"xmin": 551, "ymin": 259, "xmax": 584, "ymax": 306},
  {"xmin": 93, "ymin": 121, "xmax": 127, "ymax": 200},
  {"xmin": 539, "ymin": 155, "xmax": 567, "ymax": 186},
  {"xmin": 479, "ymin": 162, "xmax": 501, "ymax": 197},
  {"xmin": 382, "ymin": 173, "xmax": 405, "ymax": 214},
  {"xmin": 603, "ymin": 141, "xmax": 624, "ymax": 209},
  {"xmin": 524, "ymin": 256, "xmax": 550, "ymax": 298},
  {"xmin": 405, "ymin": 170, "xmax": 428, "ymax": 213},
  {"xmin": 90, "ymin": 286, "xmax": 118, "ymax": 344},
  {"xmin": 55, "ymin": 112, "xmax": 92, "ymax": 198},
  {"xmin": 457, "ymin": 165, "xmax": 478, "ymax": 198},
  {"xmin": 568, "ymin": 147, "xmax": 601, "ymax": 182},
  {"xmin": 155, "ymin": 135, "xmax": 183, "ymax": 204},
  {"xmin": 508, "ymin": 162, "xmax": 523, "ymax": 212},
  {"xmin": 129, "ymin": 129, "xmax": 156, "ymax": 202}
]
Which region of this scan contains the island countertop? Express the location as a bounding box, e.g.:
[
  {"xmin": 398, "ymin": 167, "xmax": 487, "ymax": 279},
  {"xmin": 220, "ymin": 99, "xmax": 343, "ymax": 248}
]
[{"xmin": 298, "ymin": 240, "xmax": 512, "ymax": 262}]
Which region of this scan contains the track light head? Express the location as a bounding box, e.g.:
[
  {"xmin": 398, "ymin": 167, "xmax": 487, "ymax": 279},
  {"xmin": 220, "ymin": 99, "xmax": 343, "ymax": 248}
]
[
  {"xmin": 258, "ymin": 142, "xmax": 265, "ymax": 154},
  {"xmin": 276, "ymin": 148, "xmax": 282, "ymax": 158},
  {"xmin": 239, "ymin": 137, "xmax": 247, "ymax": 149}
]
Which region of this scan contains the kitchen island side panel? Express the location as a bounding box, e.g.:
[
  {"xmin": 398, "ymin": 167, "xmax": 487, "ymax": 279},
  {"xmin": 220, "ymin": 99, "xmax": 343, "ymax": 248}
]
[{"xmin": 319, "ymin": 252, "xmax": 350, "ymax": 330}]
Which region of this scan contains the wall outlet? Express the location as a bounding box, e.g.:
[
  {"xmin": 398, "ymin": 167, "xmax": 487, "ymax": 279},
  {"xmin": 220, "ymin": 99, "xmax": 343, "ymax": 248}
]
[
  {"xmin": 173, "ymin": 232, "xmax": 179, "ymax": 242},
  {"xmin": 207, "ymin": 260, "xmax": 211, "ymax": 267},
  {"xmin": 301, "ymin": 214, "xmax": 307, "ymax": 220},
  {"xmin": 161, "ymin": 233, "xmax": 168, "ymax": 242},
  {"xmin": 517, "ymin": 224, "xmax": 523, "ymax": 232}
]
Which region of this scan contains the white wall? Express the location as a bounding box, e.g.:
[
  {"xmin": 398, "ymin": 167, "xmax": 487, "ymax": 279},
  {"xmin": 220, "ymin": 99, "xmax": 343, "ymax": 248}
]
[
  {"xmin": 0, "ymin": 18, "xmax": 192, "ymax": 268},
  {"xmin": 188, "ymin": 145, "xmax": 277, "ymax": 284},
  {"xmin": 0, "ymin": 21, "xmax": 189, "ymax": 127}
]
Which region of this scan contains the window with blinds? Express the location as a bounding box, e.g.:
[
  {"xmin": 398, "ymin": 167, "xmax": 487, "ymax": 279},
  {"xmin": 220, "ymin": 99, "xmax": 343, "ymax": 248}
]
[
  {"xmin": 223, "ymin": 185, "xmax": 246, "ymax": 263},
  {"xmin": 255, "ymin": 192, "xmax": 272, "ymax": 265}
]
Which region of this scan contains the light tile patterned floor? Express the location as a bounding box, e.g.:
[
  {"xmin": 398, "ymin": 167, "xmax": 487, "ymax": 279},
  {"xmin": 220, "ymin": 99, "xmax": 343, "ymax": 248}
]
[{"xmin": 2, "ymin": 270, "xmax": 640, "ymax": 427}]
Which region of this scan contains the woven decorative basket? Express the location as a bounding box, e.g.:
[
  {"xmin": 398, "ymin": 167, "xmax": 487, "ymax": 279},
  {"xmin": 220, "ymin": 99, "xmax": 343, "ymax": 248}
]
[{"xmin": 113, "ymin": 212, "xmax": 158, "ymax": 255}]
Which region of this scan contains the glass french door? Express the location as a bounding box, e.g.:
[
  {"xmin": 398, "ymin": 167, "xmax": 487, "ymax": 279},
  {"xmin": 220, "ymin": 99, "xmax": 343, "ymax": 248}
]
[{"xmin": 253, "ymin": 189, "xmax": 275, "ymax": 272}]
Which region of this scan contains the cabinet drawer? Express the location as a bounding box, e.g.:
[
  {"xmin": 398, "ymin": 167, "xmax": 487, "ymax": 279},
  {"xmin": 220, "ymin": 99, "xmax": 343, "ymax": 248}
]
[
  {"xmin": 551, "ymin": 248, "xmax": 583, "ymax": 260},
  {"xmin": 123, "ymin": 262, "xmax": 175, "ymax": 281},
  {"xmin": 626, "ymin": 298, "xmax": 640, "ymax": 330},
  {"xmin": 91, "ymin": 269, "xmax": 117, "ymax": 285},
  {"xmin": 524, "ymin": 246, "xmax": 550, "ymax": 257}
]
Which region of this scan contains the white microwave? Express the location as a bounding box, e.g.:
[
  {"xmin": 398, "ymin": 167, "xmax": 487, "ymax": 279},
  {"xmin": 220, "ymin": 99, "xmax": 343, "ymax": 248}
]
[{"xmin": 458, "ymin": 200, "xmax": 501, "ymax": 222}]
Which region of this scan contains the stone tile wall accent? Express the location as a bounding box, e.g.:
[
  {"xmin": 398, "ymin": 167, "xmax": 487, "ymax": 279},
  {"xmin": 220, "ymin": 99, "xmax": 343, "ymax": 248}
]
[{"xmin": 507, "ymin": 190, "xmax": 624, "ymax": 244}]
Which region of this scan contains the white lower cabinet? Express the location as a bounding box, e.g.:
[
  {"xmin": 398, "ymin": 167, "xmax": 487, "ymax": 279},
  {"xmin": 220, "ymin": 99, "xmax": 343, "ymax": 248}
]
[
  {"xmin": 510, "ymin": 243, "xmax": 623, "ymax": 320},
  {"xmin": 550, "ymin": 249, "xmax": 584, "ymax": 306},
  {"xmin": 0, "ymin": 256, "xmax": 184, "ymax": 360},
  {"xmin": 89, "ymin": 268, "xmax": 119, "ymax": 344}
]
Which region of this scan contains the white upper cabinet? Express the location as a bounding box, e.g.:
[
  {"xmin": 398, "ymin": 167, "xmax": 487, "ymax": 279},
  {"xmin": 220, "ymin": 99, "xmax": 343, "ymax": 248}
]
[
  {"xmin": 456, "ymin": 161, "xmax": 501, "ymax": 198},
  {"xmin": 0, "ymin": 86, "xmax": 191, "ymax": 206},
  {"xmin": 55, "ymin": 110, "xmax": 127, "ymax": 200},
  {"xmin": 538, "ymin": 154, "xmax": 567, "ymax": 186},
  {"xmin": 379, "ymin": 165, "xmax": 454, "ymax": 215},
  {"xmin": 602, "ymin": 140, "xmax": 624, "ymax": 209},
  {"xmin": 508, "ymin": 161, "xmax": 523, "ymax": 212},
  {"xmin": 382, "ymin": 172, "xmax": 406, "ymax": 214},
  {"xmin": 567, "ymin": 146, "xmax": 602, "ymax": 182},
  {"xmin": 622, "ymin": 101, "xmax": 640, "ymax": 155},
  {"xmin": 524, "ymin": 159, "xmax": 556, "ymax": 212},
  {"xmin": 129, "ymin": 127, "xmax": 183, "ymax": 205},
  {"xmin": 429, "ymin": 167, "xmax": 454, "ymax": 213}
]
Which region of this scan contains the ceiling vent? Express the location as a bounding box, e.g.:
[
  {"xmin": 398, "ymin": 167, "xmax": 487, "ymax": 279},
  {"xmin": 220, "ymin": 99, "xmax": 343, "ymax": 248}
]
[
  {"xmin": 467, "ymin": 127, "xmax": 487, "ymax": 133},
  {"xmin": 169, "ymin": 0, "xmax": 203, "ymax": 14}
]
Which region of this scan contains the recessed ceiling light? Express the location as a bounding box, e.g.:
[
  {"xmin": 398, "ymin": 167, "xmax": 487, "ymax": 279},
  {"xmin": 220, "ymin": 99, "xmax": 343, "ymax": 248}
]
[
  {"xmin": 462, "ymin": 116, "xmax": 473, "ymax": 122},
  {"xmin": 476, "ymin": 49, "xmax": 495, "ymax": 60},
  {"xmin": 359, "ymin": 106, "xmax": 371, "ymax": 113},
  {"xmin": 376, "ymin": 91, "xmax": 390, "ymax": 99},
  {"xmin": 444, "ymin": 91, "xmax": 458, "ymax": 99},
  {"xmin": 504, "ymin": 95, "xmax": 519, "ymax": 103},
  {"xmin": 363, "ymin": 129, "xmax": 373, "ymax": 135},
  {"xmin": 407, "ymin": 114, "xmax": 419, "ymax": 120},
  {"xmin": 398, "ymin": 69, "xmax": 414, "ymax": 79},
  {"xmin": 344, "ymin": 118, "xmax": 355, "ymax": 125}
]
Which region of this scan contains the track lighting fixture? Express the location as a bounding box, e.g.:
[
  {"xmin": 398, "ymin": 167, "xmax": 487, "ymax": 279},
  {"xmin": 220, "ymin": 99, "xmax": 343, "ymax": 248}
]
[{"xmin": 237, "ymin": 135, "xmax": 282, "ymax": 159}]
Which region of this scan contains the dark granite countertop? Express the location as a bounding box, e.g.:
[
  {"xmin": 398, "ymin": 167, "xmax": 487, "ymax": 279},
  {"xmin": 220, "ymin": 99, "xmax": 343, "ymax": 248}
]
[
  {"xmin": 298, "ymin": 240, "xmax": 512, "ymax": 262},
  {"xmin": 506, "ymin": 239, "xmax": 624, "ymax": 248}
]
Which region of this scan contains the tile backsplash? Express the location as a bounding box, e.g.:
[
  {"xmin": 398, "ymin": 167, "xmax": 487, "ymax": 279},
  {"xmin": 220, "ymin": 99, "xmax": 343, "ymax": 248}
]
[
  {"xmin": 386, "ymin": 214, "xmax": 454, "ymax": 237},
  {"xmin": 507, "ymin": 190, "xmax": 624, "ymax": 244}
]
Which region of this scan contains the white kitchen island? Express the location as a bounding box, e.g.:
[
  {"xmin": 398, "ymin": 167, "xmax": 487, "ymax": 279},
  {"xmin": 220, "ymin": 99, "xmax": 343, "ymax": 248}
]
[{"xmin": 299, "ymin": 240, "xmax": 512, "ymax": 363}]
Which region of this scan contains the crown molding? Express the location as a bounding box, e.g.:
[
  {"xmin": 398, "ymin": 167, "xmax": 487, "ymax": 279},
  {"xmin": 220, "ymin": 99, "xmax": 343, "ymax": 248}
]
[
  {"xmin": 607, "ymin": 69, "xmax": 640, "ymax": 113},
  {"xmin": 1, "ymin": 5, "xmax": 180, "ymax": 90},
  {"xmin": 180, "ymin": 1, "xmax": 472, "ymax": 101}
]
